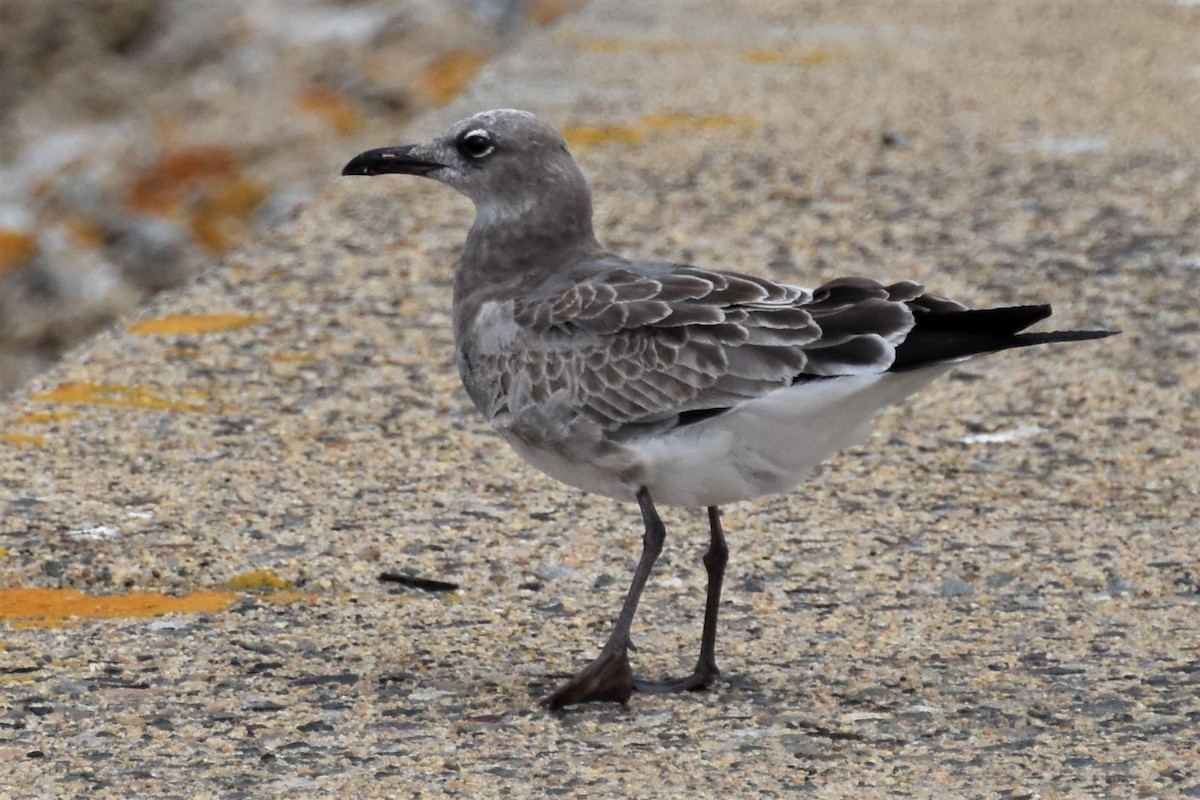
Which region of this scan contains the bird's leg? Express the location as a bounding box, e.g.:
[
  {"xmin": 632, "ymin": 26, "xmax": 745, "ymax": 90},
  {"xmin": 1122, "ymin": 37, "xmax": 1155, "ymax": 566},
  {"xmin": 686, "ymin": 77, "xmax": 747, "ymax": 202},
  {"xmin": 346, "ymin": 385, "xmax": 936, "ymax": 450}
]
[
  {"xmin": 695, "ymin": 505, "xmax": 729, "ymax": 681},
  {"xmin": 635, "ymin": 505, "xmax": 727, "ymax": 694},
  {"xmin": 544, "ymin": 487, "xmax": 666, "ymax": 709}
]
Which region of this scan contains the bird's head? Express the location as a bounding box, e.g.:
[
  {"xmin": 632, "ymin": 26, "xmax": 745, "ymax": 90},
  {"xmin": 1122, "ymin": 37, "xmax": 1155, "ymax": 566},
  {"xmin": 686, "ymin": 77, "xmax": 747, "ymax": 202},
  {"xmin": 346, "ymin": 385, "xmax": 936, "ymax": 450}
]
[{"xmin": 343, "ymin": 109, "xmax": 593, "ymax": 231}]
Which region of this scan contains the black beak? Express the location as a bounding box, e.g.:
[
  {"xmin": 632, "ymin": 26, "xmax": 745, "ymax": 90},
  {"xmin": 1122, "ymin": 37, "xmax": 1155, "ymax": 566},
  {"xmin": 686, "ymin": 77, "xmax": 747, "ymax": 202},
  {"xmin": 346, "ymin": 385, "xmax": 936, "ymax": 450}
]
[{"xmin": 341, "ymin": 145, "xmax": 444, "ymax": 177}]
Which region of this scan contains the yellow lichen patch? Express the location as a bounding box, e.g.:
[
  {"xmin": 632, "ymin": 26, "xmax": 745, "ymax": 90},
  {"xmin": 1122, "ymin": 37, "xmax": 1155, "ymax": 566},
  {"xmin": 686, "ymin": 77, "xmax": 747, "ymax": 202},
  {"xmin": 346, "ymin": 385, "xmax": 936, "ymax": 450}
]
[
  {"xmin": 62, "ymin": 216, "xmax": 107, "ymax": 248},
  {"xmin": 11, "ymin": 411, "xmax": 77, "ymax": 424},
  {"xmin": 189, "ymin": 177, "xmax": 268, "ymax": 252},
  {"xmin": 415, "ymin": 49, "xmax": 491, "ymax": 106},
  {"xmin": 0, "ymin": 666, "xmax": 40, "ymax": 682},
  {"xmin": 124, "ymin": 146, "xmax": 266, "ymax": 253},
  {"xmin": 0, "ymin": 433, "xmax": 45, "ymax": 446},
  {"xmin": 524, "ymin": 0, "xmax": 588, "ymax": 26},
  {"xmin": 795, "ymin": 51, "xmax": 831, "ymax": 67},
  {"xmin": 295, "ymin": 87, "xmax": 362, "ymax": 136},
  {"xmin": 227, "ymin": 569, "xmax": 293, "ymax": 592},
  {"xmin": 268, "ymin": 352, "xmax": 320, "ymax": 363},
  {"xmin": 0, "ymin": 229, "xmax": 37, "ymax": 274},
  {"xmin": 125, "ymin": 146, "xmax": 238, "ymax": 214},
  {"xmin": 565, "ymin": 113, "xmax": 758, "ymax": 148},
  {"xmin": 30, "ymin": 383, "xmax": 208, "ymax": 412},
  {"xmin": 745, "ymin": 49, "xmax": 830, "ymax": 67},
  {"xmin": 127, "ymin": 313, "xmax": 262, "ymax": 336},
  {"xmin": 562, "ymin": 124, "xmax": 646, "ymax": 148},
  {"xmin": 0, "ymin": 587, "xmax": 238, "ymax": 627},
  {"xmin": 571, "ymin": 38, "xmax": 623, "ymax": 53},
  {"xmin": 744, "ymin": 50, "xmax": 789, "ymax": 65},
  {"xmin": 641, "ymin": 112, "xmax": 759, "ymax": 131}
]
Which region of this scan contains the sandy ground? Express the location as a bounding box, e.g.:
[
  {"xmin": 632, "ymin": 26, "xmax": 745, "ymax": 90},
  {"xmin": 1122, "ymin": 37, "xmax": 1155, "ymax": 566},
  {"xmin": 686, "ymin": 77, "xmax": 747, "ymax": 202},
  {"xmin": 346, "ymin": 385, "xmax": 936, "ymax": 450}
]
[{"xmin": 1, "ymin": 0, "xmax": 1198, "ymax": 796}]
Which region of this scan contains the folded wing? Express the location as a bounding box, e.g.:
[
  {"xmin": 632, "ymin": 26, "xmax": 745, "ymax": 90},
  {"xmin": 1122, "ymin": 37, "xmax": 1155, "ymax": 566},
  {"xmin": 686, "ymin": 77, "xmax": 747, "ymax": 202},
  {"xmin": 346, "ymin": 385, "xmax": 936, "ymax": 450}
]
[{"xmin": 489, "ymin": 261, "xmax": 950, "ymax": 431}]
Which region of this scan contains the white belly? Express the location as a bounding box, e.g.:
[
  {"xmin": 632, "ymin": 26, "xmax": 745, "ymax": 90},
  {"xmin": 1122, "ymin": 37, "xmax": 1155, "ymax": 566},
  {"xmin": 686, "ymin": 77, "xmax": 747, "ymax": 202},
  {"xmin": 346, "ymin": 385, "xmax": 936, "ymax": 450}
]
[{"xmin": 499, "ymin": 367, "xmax": 952, "ymax": 508}]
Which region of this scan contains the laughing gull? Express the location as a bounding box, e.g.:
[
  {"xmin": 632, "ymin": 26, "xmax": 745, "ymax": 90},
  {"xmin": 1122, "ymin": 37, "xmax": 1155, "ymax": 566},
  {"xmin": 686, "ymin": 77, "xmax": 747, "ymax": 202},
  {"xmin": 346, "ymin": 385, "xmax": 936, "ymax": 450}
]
[{"xmin": 342, "ymin": 109, "xmax": 1116, "ymax": 709}]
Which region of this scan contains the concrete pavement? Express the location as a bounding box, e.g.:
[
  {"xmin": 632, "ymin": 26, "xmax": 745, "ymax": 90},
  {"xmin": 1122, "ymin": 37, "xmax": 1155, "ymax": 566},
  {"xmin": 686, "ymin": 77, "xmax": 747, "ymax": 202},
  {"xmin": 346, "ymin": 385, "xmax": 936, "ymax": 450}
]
[{"xmin": 1, "ymin": 1, "xmax": 1198, "ymax": 796}]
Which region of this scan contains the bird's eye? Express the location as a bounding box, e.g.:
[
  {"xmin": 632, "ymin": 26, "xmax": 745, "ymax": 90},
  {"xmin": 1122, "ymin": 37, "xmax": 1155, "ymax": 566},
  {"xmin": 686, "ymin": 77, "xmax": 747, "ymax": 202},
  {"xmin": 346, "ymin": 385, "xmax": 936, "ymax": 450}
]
[{"xmin": 458, "ymin": 129, "xmax": 495, "ymax": 159}]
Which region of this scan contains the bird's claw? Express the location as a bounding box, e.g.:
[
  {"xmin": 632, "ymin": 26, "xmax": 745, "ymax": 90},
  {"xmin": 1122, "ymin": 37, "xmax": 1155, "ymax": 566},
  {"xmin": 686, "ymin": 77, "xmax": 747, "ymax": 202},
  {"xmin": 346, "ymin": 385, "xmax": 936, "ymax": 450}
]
[
  {"xmin": 543, "ymin": 646, "xmax": 634, "ymax": 709},
  {"xmin": 634, "ymin": 660, "xmax": 720, "ymax": 694}
]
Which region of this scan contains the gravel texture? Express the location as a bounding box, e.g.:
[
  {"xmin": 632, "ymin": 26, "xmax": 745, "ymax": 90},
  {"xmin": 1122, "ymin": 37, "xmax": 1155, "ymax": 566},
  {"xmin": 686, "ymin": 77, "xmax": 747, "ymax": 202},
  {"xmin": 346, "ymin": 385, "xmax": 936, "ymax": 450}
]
[{"xmin": 1, "ymin": 0, "xmax": 1199, "ymax": 797}]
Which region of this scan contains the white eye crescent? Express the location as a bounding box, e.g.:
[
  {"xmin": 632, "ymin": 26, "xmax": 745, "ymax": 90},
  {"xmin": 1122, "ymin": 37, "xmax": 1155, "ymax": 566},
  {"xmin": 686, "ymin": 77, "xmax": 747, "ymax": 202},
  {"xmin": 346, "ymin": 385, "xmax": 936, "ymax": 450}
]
[{"xmin": 458, "ymin": 128, "xmax": 495, "ymax": 159}]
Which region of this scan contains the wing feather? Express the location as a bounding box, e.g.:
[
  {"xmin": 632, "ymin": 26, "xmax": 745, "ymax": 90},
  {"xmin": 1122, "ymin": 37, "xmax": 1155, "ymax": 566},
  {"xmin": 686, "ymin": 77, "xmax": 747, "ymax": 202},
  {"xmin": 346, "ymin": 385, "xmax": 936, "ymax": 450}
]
[{"xmin": 492, "ymin": 260, "xmax": 928, "ymax": 431}]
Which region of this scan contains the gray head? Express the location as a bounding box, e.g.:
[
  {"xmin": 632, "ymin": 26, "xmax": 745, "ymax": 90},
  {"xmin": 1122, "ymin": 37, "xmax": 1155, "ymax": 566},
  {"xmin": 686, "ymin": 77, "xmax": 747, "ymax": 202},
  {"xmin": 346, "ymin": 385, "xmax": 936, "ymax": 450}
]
[{"xmin": 343, "ymin": 109, "xmax": 597, "ymax": 241}]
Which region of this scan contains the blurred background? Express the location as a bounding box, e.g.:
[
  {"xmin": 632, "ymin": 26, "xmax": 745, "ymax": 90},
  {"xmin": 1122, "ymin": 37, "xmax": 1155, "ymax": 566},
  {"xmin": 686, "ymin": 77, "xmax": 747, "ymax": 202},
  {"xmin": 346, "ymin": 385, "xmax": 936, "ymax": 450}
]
[{"xmin": 0, "ymin": 0, "xmax": 580, "ymax": 395}]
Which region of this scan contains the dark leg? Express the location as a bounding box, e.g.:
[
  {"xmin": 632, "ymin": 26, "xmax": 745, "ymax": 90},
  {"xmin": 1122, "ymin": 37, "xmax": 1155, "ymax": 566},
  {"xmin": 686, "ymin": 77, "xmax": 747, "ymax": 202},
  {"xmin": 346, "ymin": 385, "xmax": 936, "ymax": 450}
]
[
  {"xmin": 544, "ymin": 487, "xmax": 666, "ymax": 709},
  {"xmin": 697, "ymin": 505, "xmax": 729, "ymax": 679},
  {"xmin": 636, "ymin": 504, "xmax": 727, "ymax": 693}
]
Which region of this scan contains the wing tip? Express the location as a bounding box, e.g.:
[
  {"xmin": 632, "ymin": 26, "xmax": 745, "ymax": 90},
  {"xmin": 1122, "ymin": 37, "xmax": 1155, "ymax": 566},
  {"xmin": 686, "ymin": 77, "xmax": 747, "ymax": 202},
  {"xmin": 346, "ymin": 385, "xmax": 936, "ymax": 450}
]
[{"xmin": 1019, "ymin": 328, "xmax": 1120, "ymax": 345}]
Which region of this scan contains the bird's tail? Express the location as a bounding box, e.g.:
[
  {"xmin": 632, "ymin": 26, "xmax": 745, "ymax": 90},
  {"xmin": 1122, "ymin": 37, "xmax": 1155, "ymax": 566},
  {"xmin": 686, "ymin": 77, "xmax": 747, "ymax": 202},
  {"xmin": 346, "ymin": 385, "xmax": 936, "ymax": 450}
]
[{"xmin": 891, "ymin": 304, "xmax": 1118, "ymax": 371}]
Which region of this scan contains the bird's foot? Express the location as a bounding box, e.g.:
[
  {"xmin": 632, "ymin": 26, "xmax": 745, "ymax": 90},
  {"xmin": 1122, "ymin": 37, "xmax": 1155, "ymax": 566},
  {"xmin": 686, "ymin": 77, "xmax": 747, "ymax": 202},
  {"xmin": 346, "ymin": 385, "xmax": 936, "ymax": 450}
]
[
  {"xmin": 634, "ymin": 659, "xmax": 719, "ymax": 695},
  {"xmin": 544, "ymin": 645, "xmax": 634, "ymax": 709}
]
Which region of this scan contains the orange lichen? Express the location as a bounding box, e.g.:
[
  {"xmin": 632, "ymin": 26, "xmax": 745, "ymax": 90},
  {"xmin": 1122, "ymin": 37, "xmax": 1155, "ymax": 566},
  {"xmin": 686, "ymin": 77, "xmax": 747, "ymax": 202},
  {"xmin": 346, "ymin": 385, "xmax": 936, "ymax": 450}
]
[
  {"xmin": 125, "ymin": 146, "xmax": 238, "ymax": 214},
  {"xmin": 0, "ymin": 433, "xmax": 45, "ymax": 446},
  {"xmin": 0, "ymin": 229, "xmax": 37, "ymax": 274},
  {"xmin": 227, "ymin": 569, "xmax": 292, "ymax": 592},
  {"xmin": 188, "ymin": 177, "xmax": 268, "ymax": 252},
  {"xmin": 0, "ymin": 587, "xmax": 238, "ymax": 627},
  {"xmin": 62, "ymin": 216, "xmax": 108, "ymax": 248},
  {"xmin": 268, "ymin": 352, "xmax": 319, "ymax": 363},
  {"xmin": 416, "ymin": 49, "xmax": 491, "ymax": 106},
  {"xmin": 30, "ymin": 383, "xmax": 208, "ymax": 412},
  {"xmin": 127, "ymin": 313, "xmax": 262, "ymax": 336},
  {"xmin": 295, "ymin": 87, "xmax": 362, "ymax": 136},
  {"xmin": 641, "ymin": 112, "xmax": 759, "ymax": 131},
  {"xmin": 124, "ymin": 146, "xmax": 265, "ymax": 252},
  {"xmin": 745, "ymin": 50, "xmax": 830, "ymax": 67},
  {"xmin": 13, "ymin": 410, "xmax": 76, "ymax": 424},
  {"xmin": 562, "ymin": 124, "xmax": 646, "ymax": 147},
  {"xmin": 524, "ymin": 0, "xmax": 588, "ymax": 26},
  {"xmin": 744, "ymin": 50, "xmax": 789, "ymax": 65},
  {"xmin": 564, "ymin": 113, "xmax": 759, "ymax": 148},
  {"xmin": 795, "ymin": 51, "xmax": 831, "ymax": 67},
  {"xmin": 1, "ymin": 411, "xmax": 75, "ymax": 445}
]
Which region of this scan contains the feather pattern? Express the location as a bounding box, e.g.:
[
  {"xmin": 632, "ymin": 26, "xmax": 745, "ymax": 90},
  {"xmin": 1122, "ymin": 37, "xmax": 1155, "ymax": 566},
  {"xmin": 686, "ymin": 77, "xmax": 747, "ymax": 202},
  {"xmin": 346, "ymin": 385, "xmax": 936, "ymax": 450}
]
[{"xmin": 466, "ymin": 259, "xmax": 943, "ymax": 435}]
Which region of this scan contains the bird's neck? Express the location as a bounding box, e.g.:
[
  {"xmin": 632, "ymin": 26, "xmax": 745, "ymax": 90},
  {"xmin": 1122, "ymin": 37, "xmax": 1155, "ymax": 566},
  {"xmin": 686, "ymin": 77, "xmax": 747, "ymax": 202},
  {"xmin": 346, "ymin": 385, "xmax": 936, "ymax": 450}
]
[
  {"xmin": 452, "ymin": 194, "xmax": 604, "ymax": 364},
  {"xmin": 460, "ymin": 195, "xmax": 604, "ymax": 282}
]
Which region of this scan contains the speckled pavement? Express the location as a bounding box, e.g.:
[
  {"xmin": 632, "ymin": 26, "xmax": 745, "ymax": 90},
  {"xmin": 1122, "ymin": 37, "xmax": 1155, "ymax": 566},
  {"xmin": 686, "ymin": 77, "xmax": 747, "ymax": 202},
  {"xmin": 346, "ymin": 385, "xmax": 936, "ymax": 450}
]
[{"xmin": 2, "ymin": 1, "xmax": 1199, "ymax": 797}]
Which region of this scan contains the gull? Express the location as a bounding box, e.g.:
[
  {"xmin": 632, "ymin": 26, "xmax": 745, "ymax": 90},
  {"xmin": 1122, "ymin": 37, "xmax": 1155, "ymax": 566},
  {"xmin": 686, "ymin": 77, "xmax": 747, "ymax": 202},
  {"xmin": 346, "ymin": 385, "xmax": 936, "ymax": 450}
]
[{"xmin": 342, "ymin": 109, "xmax": 1116, "ymax": 709}]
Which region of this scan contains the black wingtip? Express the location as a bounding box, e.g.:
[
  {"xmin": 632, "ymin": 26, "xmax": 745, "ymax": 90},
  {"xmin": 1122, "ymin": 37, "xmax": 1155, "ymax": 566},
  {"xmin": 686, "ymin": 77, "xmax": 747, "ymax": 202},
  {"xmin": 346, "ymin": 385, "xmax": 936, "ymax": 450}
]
[
  {"xmin": 915, "ymin": 304, "xmax": 1053, "ymax": 336},
  {"xmin": 1016, "ymin": 328, "xmax": 1120, "ymax": 345},
  {"xmin": 892, "ymin": 304, "xmax": 1119, "ymax": 371}
]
